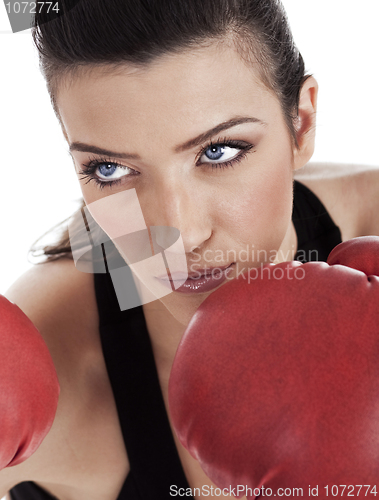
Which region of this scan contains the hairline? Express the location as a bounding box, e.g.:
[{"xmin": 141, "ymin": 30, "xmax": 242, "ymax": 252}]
[{"xmin": 46, "ymin": 31, "xmax": 296, "ymax": 147}]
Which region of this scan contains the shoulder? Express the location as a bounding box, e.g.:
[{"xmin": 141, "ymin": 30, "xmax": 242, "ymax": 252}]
[
  {"xmin": 294, "ymin": 162, "xmax": 379, "ymax": 240},
  {"xmin": 5, "ymin": 257, "xmax": 100, "ymax": 378},
  {"xmin": 5, "ymin": 257, "xmax": 99, "ymax": 343},
  {"xmin": 0, "ymin": 257, "xmax": 101, "ymax": 488}
]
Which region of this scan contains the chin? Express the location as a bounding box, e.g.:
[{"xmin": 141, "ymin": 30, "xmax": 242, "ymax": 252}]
[{"xmin": 158, "ymin": 290, "xmax": 211, "ymax": 327}]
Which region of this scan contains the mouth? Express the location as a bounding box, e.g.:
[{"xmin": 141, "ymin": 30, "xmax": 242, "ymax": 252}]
[{"xmin": 155, "ymin": 263, "xmax": 235, "ymax": 294}]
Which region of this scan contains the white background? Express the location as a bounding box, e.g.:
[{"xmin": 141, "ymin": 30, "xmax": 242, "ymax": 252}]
[{"xmin": 0, "ymin": 0, "xmax": 379, "ymax": 296}]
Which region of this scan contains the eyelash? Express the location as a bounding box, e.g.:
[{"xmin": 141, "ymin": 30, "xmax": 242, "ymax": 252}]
[{"xmin": 78, "ymin": 137, "xmax": 255, "ymax": 190}]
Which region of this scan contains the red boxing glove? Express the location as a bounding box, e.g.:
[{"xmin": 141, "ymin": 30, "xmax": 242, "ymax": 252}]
[
  {"xmin": 0, "ymin": 295, "xmax": 60, "ymax": 469},
  {"xmin": 169, "ymin": 236, "xmax": 379, "ymax": 498}
]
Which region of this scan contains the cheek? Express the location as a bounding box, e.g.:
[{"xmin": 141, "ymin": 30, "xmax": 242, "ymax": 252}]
[
  {"xmin": 213, "ymin": 157, "xmax": 294, "ymax": 253},
  {"xmin": 79, "ymin": 182, "xmax": 107, "ymax": 206},
  {"xmin": 81, "ymin": 189, "xmax": 150, "ymax": 264}
]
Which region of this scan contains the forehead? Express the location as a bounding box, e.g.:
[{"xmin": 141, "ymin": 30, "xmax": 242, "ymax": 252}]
[{"xmin": 57, "ymin": 43, "xmax": 279, "ymax": 146}]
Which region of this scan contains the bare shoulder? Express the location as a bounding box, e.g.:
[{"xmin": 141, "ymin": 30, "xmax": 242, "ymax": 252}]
[
  {"xmin": 4, "ymin": 257, "xmax": 100, "ymax": 392},
  {"xmin": 294, "ymin": 162, "xmax": 379, "ymax": 240},
  {"xmin": 0, "ymin": 258, "xmax": 102, "ymax": 490},
  {"xmin": 5, "ymin": 257, "xmax": 99, "ymax": 348}
]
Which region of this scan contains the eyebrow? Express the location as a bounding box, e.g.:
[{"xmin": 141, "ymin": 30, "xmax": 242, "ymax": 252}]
[
  {"xmin": 69, "ymin": 116, "xmax": 266, "ymax": 159},
  {"xmin": 174, "ymin": 116, "xmax": 267, "ymax": 153},
  {"xmin": 68, "ymin": 142, "xmax": 141, "ymax": 160}
]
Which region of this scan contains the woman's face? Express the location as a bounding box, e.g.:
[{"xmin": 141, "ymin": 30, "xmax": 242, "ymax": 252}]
[{"xmin": 57, "ymin": 43, "xmax": 308, "ymax": 325}]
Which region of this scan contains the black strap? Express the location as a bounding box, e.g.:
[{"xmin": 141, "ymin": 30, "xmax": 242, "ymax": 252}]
[
  {"xmin": 94, "ymin": 264, "xmax": 193, "ymax": 500},
  {"xmin": 292, "ymin": 180, "xmax": 342, "ymax": 262},
  {"xmin": 9, "ymin": 482, "xmax": 58, "ymax": 500}
]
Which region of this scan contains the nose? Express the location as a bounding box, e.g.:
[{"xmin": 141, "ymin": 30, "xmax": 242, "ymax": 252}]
[{"xmin": 143, "ymin": 180, "xmax": 212, "ymax": 254}]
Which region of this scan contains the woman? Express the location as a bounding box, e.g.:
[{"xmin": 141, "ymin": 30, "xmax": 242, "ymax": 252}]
[{"xmin": 1, "ymin": 0, "xmax": 379, "ymax": 499}]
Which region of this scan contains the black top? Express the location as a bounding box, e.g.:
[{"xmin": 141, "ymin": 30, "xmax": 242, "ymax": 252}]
[
  {"xmin": 292, "ymin": 181, "xmax": 342, "ymax": 262},
  {"xmin": 9, "ymin": 180, "xmax": 342, "ymax": 500}
]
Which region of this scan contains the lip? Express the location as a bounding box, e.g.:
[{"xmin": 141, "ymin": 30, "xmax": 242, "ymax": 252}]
[{"xmin": 155, "ymin": 263, "xmax": 234, "ymax": 294}]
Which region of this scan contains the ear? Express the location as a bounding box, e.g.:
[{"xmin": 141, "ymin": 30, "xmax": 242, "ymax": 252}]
[{"xmin": 293, "ymin": 76, "xmax": 318, "ymax": 170}]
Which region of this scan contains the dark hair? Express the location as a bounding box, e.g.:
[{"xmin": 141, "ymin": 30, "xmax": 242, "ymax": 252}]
[{"xmin": 30, "ymin": 0, "xmax": 312, "ymax": 262}]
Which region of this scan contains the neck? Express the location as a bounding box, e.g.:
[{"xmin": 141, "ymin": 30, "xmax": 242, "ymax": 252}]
[
  {"xmin": 274, "ymin": 220, "xmax": 298, "ymax": 264},
  {"xmin": 142, "ymin": 299, "xmax": 187, "ymax": 386}
]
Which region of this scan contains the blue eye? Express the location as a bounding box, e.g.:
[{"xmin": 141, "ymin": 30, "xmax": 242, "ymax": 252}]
[
  {"xmin": 98, "ymin": 163, "xmax": 117, "ymax": 177},
  {"xmin": 199, "ymin": 143, "xmax": 246, "ymax": 164},
  {"xmin": 78, "ymin": 157, "xmax": 138, "ymax": 190},
  {"xmin": 95, "ymin": 162, "xmax": 135, "ymax": 181},
  {"xmin": 205, "ymin": 145, "xmax": 226, "ymax": 161}
]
